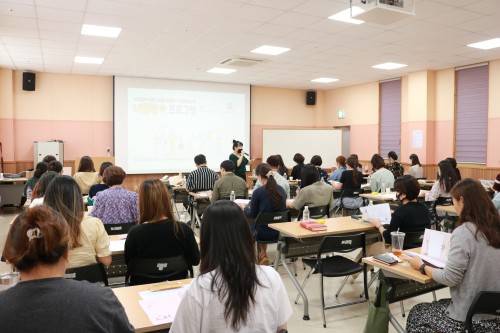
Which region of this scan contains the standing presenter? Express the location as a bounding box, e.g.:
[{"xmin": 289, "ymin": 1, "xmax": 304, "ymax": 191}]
[{"xmin": 230, "ymin": 140, "xmax": 250, "ymax": 181}]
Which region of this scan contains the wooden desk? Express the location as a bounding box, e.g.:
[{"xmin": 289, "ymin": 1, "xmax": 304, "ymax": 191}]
[
  {"xmin": 418, "ymin": 179, "xmax": 435, "ymax": 189},
  {"xmin": 113, "ymin": 279, "xmax": 192, "ymax": 332},
  {"xmin": 269, "ymin": 216, "xmax": 378, "ymax": 320},
  {"xmin": 436, "ymin": 205, "xmax": 457, "ymax": 215},
  {"xmin": 0, "ymin": 177, "xmax": 27, "ymax": 208},
  {"xmin": 360, "ymin": 192, "xmax": 397, "ymax": 202}
]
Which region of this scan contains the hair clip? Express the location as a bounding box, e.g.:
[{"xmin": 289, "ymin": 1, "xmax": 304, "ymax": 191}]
[
  {"xmin": 266, "ymin": 171, "xmax": 273, "ymax": 178},
  {"xmin": 27, "ymin": 228, "xmax": 42, "ymax": 241}
]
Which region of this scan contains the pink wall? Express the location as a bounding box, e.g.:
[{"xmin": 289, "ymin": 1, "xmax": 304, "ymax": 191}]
[
  {"xmin": 0, "ymin": 119, "xmax": 15, "ymax": 160},
  {"xmin": 487, "ymin": 118, "xmax": 500, "ymax": 167},
  {"xmin": 401, "ymin": 121, "xmax": 437, "ymax": 164},
  {"xmin": 350, "ymin": 124, "xmax": 379, "ymax": 161},
  {"xmin": 433, "ymin": 120, "xmax": 454, "ymax": 163}
]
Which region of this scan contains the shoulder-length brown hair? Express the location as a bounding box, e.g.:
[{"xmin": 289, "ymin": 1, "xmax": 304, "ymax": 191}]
[
  {"xmin": 450, "ymin": 178, "xmax": 500, "ymax": 248},
  {"xmin": 78, "ymin": 156, "xmax": 95, "ymax": 172},
  {"xmin": 138, "ymin": 179, "xmax": 179, "ymax": 232}
]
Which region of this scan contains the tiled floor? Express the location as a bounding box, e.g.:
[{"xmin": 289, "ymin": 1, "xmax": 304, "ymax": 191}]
[{"xmin": 0, "ymin": 208, "xmax": 450, "ymax": 332}]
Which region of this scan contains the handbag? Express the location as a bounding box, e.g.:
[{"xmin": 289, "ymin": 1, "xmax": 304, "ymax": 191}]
[{"xmin": 363, "ymin": 270, "xmax": 390, "ymax": 333}]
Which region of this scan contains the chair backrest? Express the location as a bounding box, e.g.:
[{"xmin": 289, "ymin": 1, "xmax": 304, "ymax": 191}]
[
  {"xmin": 318, "ymin": 233, "xmax": 366, "ymax": 258},
  {"xmin": 104, "ymin": 222, "xmax": 137, "ymax": 235},
  {"xmin": 403, "ymin": 231, "xmax": 425, "ymax": 250},
  {"xmin": 465, "ymin": 291, "xmax": 500, "ymax": 333},
  {"xmin": 65, "ymin": 263, "xmax": 109, "ymax": 286},
  {"xmin": 422, "ymin": 200, "xmax": 439, "ymax": 229},
  {"xmin": 255, "ymin": 211, "xmax": 291, "ymax": 227},
  {"xmin": 298, "ymin": 205, "xmax": 329, "ymax": 220},
  {"xmin": 126, "ymin": 255, "xmax": 191, "ymax": 286},
  {"xmin": 172, "ymin": 190, "xmax": 189, "ymax": 203},
  {"xmin": 435, "ymin": 196, "xmax": 453, "ymax": 206}
]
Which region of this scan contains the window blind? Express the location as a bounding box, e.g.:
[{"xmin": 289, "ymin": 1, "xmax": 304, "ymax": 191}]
[
  {"xmin": 455, "ymin": 65, "xmax": 488, "ymax": 164},
  {"xmin": 380, "ymin": 79, "xmax": 401, "ymax": 158}
]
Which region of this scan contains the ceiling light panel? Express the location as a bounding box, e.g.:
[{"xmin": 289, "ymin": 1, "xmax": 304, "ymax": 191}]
[
  {"xmin": 311, "ymin": 77, "xmax": 339, "ymax": 83},
  {"xmin": 251, "ymin": 45, "xmax": 290, "ymax": 55},
  {"xmin": 81, "ymin": 24, "xmax": 122, "ymax": 38},
  {"xmin": 467, "ymin": 38, "xmax": 500, "ymax": 50},
  {"xmin": 74, "ymin": 56, "xmax": 104, "ymax": 64},
  {"xmin": 207, "ymin": 67, "xmax": 237, "ymax": 74},
  {"xmin": 372, "ymin": 62, "xmax": 408, "ymax": 70}
]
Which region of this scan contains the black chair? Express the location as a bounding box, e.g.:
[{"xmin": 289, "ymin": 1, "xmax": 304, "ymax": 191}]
[
  {"xmin": 403, "ymin": 231, "xmax": 425, "ymax": 250},
  {"xmin": 125, "ymin": 255, "xmax": 192, "ymax": 286},
  {"xmin": 65, "ymin": 263, "xmax": 109, "ymax": 286},
  {"xmin": 334, "ymin": 189, "xmax": 365, "ymax": 216},
  {"xmin": 172, "ymin": 188, "xmax": 189, "ymax": 220},
  {"xmin": 254, "ymin": 211, "xmax": 291, "ymax": 264},
  {"xmin": 104, "ymin": 222, "xmax": 136, "ymax": 235},
  {"xmin": 465, "ymin": 291, "xmax": 500, "ymax": 333},
  {"xmin": 422, "ymin": 200, "xmax": 439, "ymax": 230},
  {"xmin": 297, "ymin": 205, "xmax": 329, "ymax": 220},
  {"xmin": 295, "ymin": 233, "xmax": 368, "ymax": 328}
]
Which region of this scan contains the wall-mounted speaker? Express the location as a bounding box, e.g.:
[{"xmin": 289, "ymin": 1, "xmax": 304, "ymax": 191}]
[
  {"xmin": 306, "ymin": 91, "xmax": 316, "ymax": 105},
  {"xmin": 23, "ymin": 72, "xmax": 36, "ymax": 91}
]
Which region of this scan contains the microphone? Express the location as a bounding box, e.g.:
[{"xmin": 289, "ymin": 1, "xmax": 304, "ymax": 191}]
[{"xmin": 243, "ymin": 152, "xmax": 249, "ymax": 156}]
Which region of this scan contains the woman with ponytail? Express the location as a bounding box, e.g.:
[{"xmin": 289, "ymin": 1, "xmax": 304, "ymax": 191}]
[
  {"xmin": 241, "ymin": 163, "xmax": 287, "ymax": 265},
  {"xmin": 332, "ymin": 156, "xmax": 365, "ymax": 209}
]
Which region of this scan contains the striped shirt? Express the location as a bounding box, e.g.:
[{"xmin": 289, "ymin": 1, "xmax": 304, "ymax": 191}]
[{"xmin": 186, "ymin": 166, "xmax": 219, "ymax": 192}]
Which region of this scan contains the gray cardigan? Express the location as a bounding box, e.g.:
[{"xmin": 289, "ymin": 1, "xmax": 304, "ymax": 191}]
[{"xmin": 432, "ymin": 222, "xmax": 500, "ymax": 321}]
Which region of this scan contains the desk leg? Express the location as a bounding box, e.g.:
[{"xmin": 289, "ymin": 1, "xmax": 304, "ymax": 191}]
[
  {"xmin": 389, "ymin": 311, "xmax": 405, "ymax": 333},
  {"xmin": 190, "ymin": 204, "xmax": 198, "ymax": 229},
  {"xmin": 280, "ymin": 251, "xmax": 310, "ymax": 320}
]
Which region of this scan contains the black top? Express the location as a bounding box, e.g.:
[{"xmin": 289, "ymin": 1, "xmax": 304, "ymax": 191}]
[
  {"xmin": 339, "ymin": 170, "xmax": 364, "ymax": 189},
  {"xmin": 0, "ymin": 278, "xmax": 134, "ymax": 333},
  {"xmin": 125, "ymin": 219, "xmax": 200, "ymax": 280},
  {"xmin": 88, "ymin": 184, "xmax": 109, "ymax": 198},
  {"xmin": 243, "ymin": 185, "xmax": 287, "ymax": 218},
  {"xmin": 291, "ymin": 163, "xmax": 304, "ymax": 180},
  {"xmin": 382, "ymin": 202, "xmax": 431, "ymax": 244}
]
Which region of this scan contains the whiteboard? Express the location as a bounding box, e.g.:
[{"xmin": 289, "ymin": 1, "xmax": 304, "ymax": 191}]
[{"xmin": 262, "ymin": 129, "xmax": 343, "ymax": 170}]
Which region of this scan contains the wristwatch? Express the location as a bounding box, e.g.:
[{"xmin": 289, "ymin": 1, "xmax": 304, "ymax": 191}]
[{"xmin": 419, "ymin": 263, "xmax": 427, "ymax": 274}]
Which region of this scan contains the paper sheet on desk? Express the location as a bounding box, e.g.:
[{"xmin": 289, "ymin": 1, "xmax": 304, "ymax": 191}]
[
  {"xmin": 109, "ymin": 239, "xmax": 126, "ymax": 252},
  {"xmin": 359, "ymin": 203, "xmax": 391, "ymax": 223},
  {"xmin": 234, "ymin": 199, "xmax": 250, "ymax": 205},
  {"xmin": 139, "ymin": 284, "xmax": 191, "ymax": 325}
]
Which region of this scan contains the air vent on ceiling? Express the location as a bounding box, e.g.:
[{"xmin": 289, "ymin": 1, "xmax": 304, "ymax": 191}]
[{"xmin": 220, "ymin": 57, "xmax": 265, "ymax": 67}]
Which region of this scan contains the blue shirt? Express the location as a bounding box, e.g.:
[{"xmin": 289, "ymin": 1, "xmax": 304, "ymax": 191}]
[{"xmin": 328, "ymin": 166, "xmax": 346, "ymax": 182}]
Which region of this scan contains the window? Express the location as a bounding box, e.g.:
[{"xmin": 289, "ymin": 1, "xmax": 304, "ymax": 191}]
[
  {"xmin": 379, "ymin": 79, "xmax": 402, "ymax": 158},
  {"xmin": 455, "ymin": 64, "xmax": 488, "ymax": 164}
]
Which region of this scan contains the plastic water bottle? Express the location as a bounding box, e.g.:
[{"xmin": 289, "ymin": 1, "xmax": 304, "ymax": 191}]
[
  {"xmin": 381, "ymin": 182, "xmax": 386, "ymax": 194},
  {"xmin": 230, "ymin": 190, "xmax": 235, "ymax": 202},
  {"xmin": 26, "ymin": 186, "xmax": 32, "ymax": 203},
  {"xmin": 303, "ymin": 206, "xmax": 310, "ymax": 222}
]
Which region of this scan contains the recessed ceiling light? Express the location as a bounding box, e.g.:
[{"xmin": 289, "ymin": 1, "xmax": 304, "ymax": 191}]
[
  {"xmin": 81, "ymin": 24, "xmax": 122, "ymax": 38},
  {"xmin": 311, "ymin": 78, "xmax": 339, "ymax": 83},
  {"xmin": 207, "ymin": 67, "xmax": 237, "ymax": 74},
  {"xmin": 250, "ymin": 45, "xmax": 291, "ymax": 55},
  {"xmin": 328, "ymin": 7, "xmax": 365, "ymax": 25},
  {"xmin": 74, "ymin": 56, "xmax": 104, "ymax": 64},
  {"xmin": 467, "ymin": 38, "xmax": 500, "ymax": 50},
  {"xmin": 372, "ymin": 62, "xmax": 407, "ymax": 70}
]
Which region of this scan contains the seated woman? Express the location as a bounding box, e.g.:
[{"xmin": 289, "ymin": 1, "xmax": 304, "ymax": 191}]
[
  {"xmin": 369, "ymin": 154, "xmax": 395, "ymax": 193},
  {"xmin": 0, "ymin": 206, "xmax": 134, "ymax": 332},
  {"xmin": 45, "ymin": 175, "xmax": 111, "ymax": 269},
  {"xmin": 425, "ymin": 160, "xmax": 458, "ymax": 201},
  {"xmin": 446, "ymin": 157, "xmax": 461, "ymax": 180},
  {"xmin": 73, "ymin": 156, "xmax": 99, "ymax": 195},
  {"xmin": 88, "ymin": 161, "xmax": 113, "ymax": 198},
  {"xmin": 124, "ymin": 179, "xmax": 200, "ymax": 285},
  {"xmin": 328, "ymin": 155, "xmax": 346, "ymax": 183},
  {"xmin": 407, "ymin": 154, "xmax": 424, "ymax": 179},
  {"xmin": 242, "ymin": 163, "xmax": 287, "ymax": 266},
  {"xmin": 290, "ymin": 153, "xmax": 305, "ymax": 180},
  {"xmin": 406, "ymin": 179, "xmax": 500, "ymax": 333},
  {"xmin": 276, "ymin": 154, "xmax": 289, "ymax": 178},
  {"xmin": 170, "ymin": 201, "xmax": 292, "ymax": 333},
  {"xmin": 29, "ymin": 171, "xmax": 58, "ymax": 208},
  {"xmin": 386, "ymin": 151, "xmax": 404, "ymax": 179},
  {"xmin": 24, "ymin": 161, "xmax": 48, "ymax": 197},
  {"xmin": 287, "ymin": 164, "xmax": 334, "ymax": 216},
  {"xmin": 91, "ymin": 166, "xmax": 138, "ymax": 224},
  {"xmin": 48, "ymin": 160, "xmax": 63, "ymax": 174},
  {"xmin": 369, "ymin": 175, "xmax": 431, "ymax": 245},
  {"xmin": 333, "ymin": 156, "xmax": 364, "ymax": 209},
  {"xmin": 310, "ymin": 155, "xmax": 329, "ymax": 182}
]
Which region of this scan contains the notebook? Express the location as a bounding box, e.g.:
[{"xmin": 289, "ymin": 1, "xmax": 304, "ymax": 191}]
[
  {"xmin": 359, "ymin": 203, "xmax": 391, "ymax": 224},
  {"xmin": 300, "ymin": 221, "xmax": 327, "ymax": 231},
  {"xmin": 406, "ymin": 229, "xmax": 451, "ymax": 268}
]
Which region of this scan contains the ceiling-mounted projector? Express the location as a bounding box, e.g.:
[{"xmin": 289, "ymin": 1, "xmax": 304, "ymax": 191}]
[{"xmin": 351, "ymin": 0, "xmax": 415, "ymax": 25}]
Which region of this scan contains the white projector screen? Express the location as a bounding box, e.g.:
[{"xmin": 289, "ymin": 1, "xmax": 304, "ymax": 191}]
[
  {"xmin": 263, "ymin": 129, "xmax": 343, "ymax": 170},
  {"xmin": 114, "ymin": 77, "xmax": 251, "ymax": 174}
]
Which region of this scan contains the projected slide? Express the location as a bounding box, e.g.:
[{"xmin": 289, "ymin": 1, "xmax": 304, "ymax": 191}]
[{"xmin": 114, "ymin": 77, "xmax": 250, "ymax": 174}]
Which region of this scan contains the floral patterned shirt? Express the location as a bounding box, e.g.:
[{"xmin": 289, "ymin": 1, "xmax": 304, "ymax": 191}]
[{"xmin": 90, "ymin": 187, "xmax": 138, "ymax": 224}]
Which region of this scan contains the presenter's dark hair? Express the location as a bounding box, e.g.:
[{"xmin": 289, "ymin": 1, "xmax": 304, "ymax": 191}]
[
  {"xmin": 103, "ymin": 166, "xmax": 126, "ymax": 186},
  {"xmin": 3, "ymin": 206, "xmax": 69, "ymax": 272},
  {"xmin": 200, "ymin": 201, "xmax": 261, "ymax": 331},
  {"xmin": 44, "ymin": 176, "xmax": 84, "ymax": 249},
  {"xmin": 232, "ymin": 140, "xmax": 243, "ymax": 150},
  {"xmin": 371, "ymin": 154, "xmax": 385, "ymax": 171},
  {"xmin": 256, "ymin": 163, "xmax": 283, "ymax": 210},
  {"xmin": 98, "ymin": 161, "xmax": 113, "ymax": 177},
  {"xmin": 33, "ymin": 171, "xmax": 58, "ymax": 200},
  {"xmin": 346, "ymin": 156, "xmax": 360, "ymax": 187},
  {"xmin": 438, "ymin": 160, "xmax": 458, "ymax": 193},
  {"xmin": 48, "ymin": 160, "xmax": 63, "ymax": 173},
  {"xmin": 42, "ymin": 155, "xmax": 57, "ymax": 164},
  {"xmin": 194, "ymin": 154, "xmax": 207, "ymax": 165},
  {"xmin": 388, "ymin": 151, "xmax": 398, "ymax": 161},
  {"xmin": 451, "ymin": 179, "xmax": 500, "ymax": 248},
  {"xmin": 220, "ymin": 160, "xmax": 235, "ymax": 172},
  {"xmin": 34, "ymin": 161, "xmax": 49, "ymax": 178},
  {"xmin": 301, "ymin": 164, "xmax": 320, "ymax": 188},
  {"xmin": 409, "ymin": 154, "xmax": 421, "ymax": 166},
  {"xmin": 293, "ymin": 153, "xmax": 305, "ymax": 164},
  {"xmin": 394, "ymin": 175, "xmax": 420, "ymax": 201},
  {"xmin": 310, "ymin": 155, "xmax": 323, "ymax": 166},
  {"xmin": 77, "ymin": 156, "xmax": 95, "ymax": 172}
]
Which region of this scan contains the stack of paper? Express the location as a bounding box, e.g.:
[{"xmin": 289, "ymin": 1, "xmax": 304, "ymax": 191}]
[
  {"xmin": 360, "ymin": 203, "xmax": 391, "ymax": 223},
  {"xmin": 139, "ymin": 283, "xmax": 192, "ymax": 325}
]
